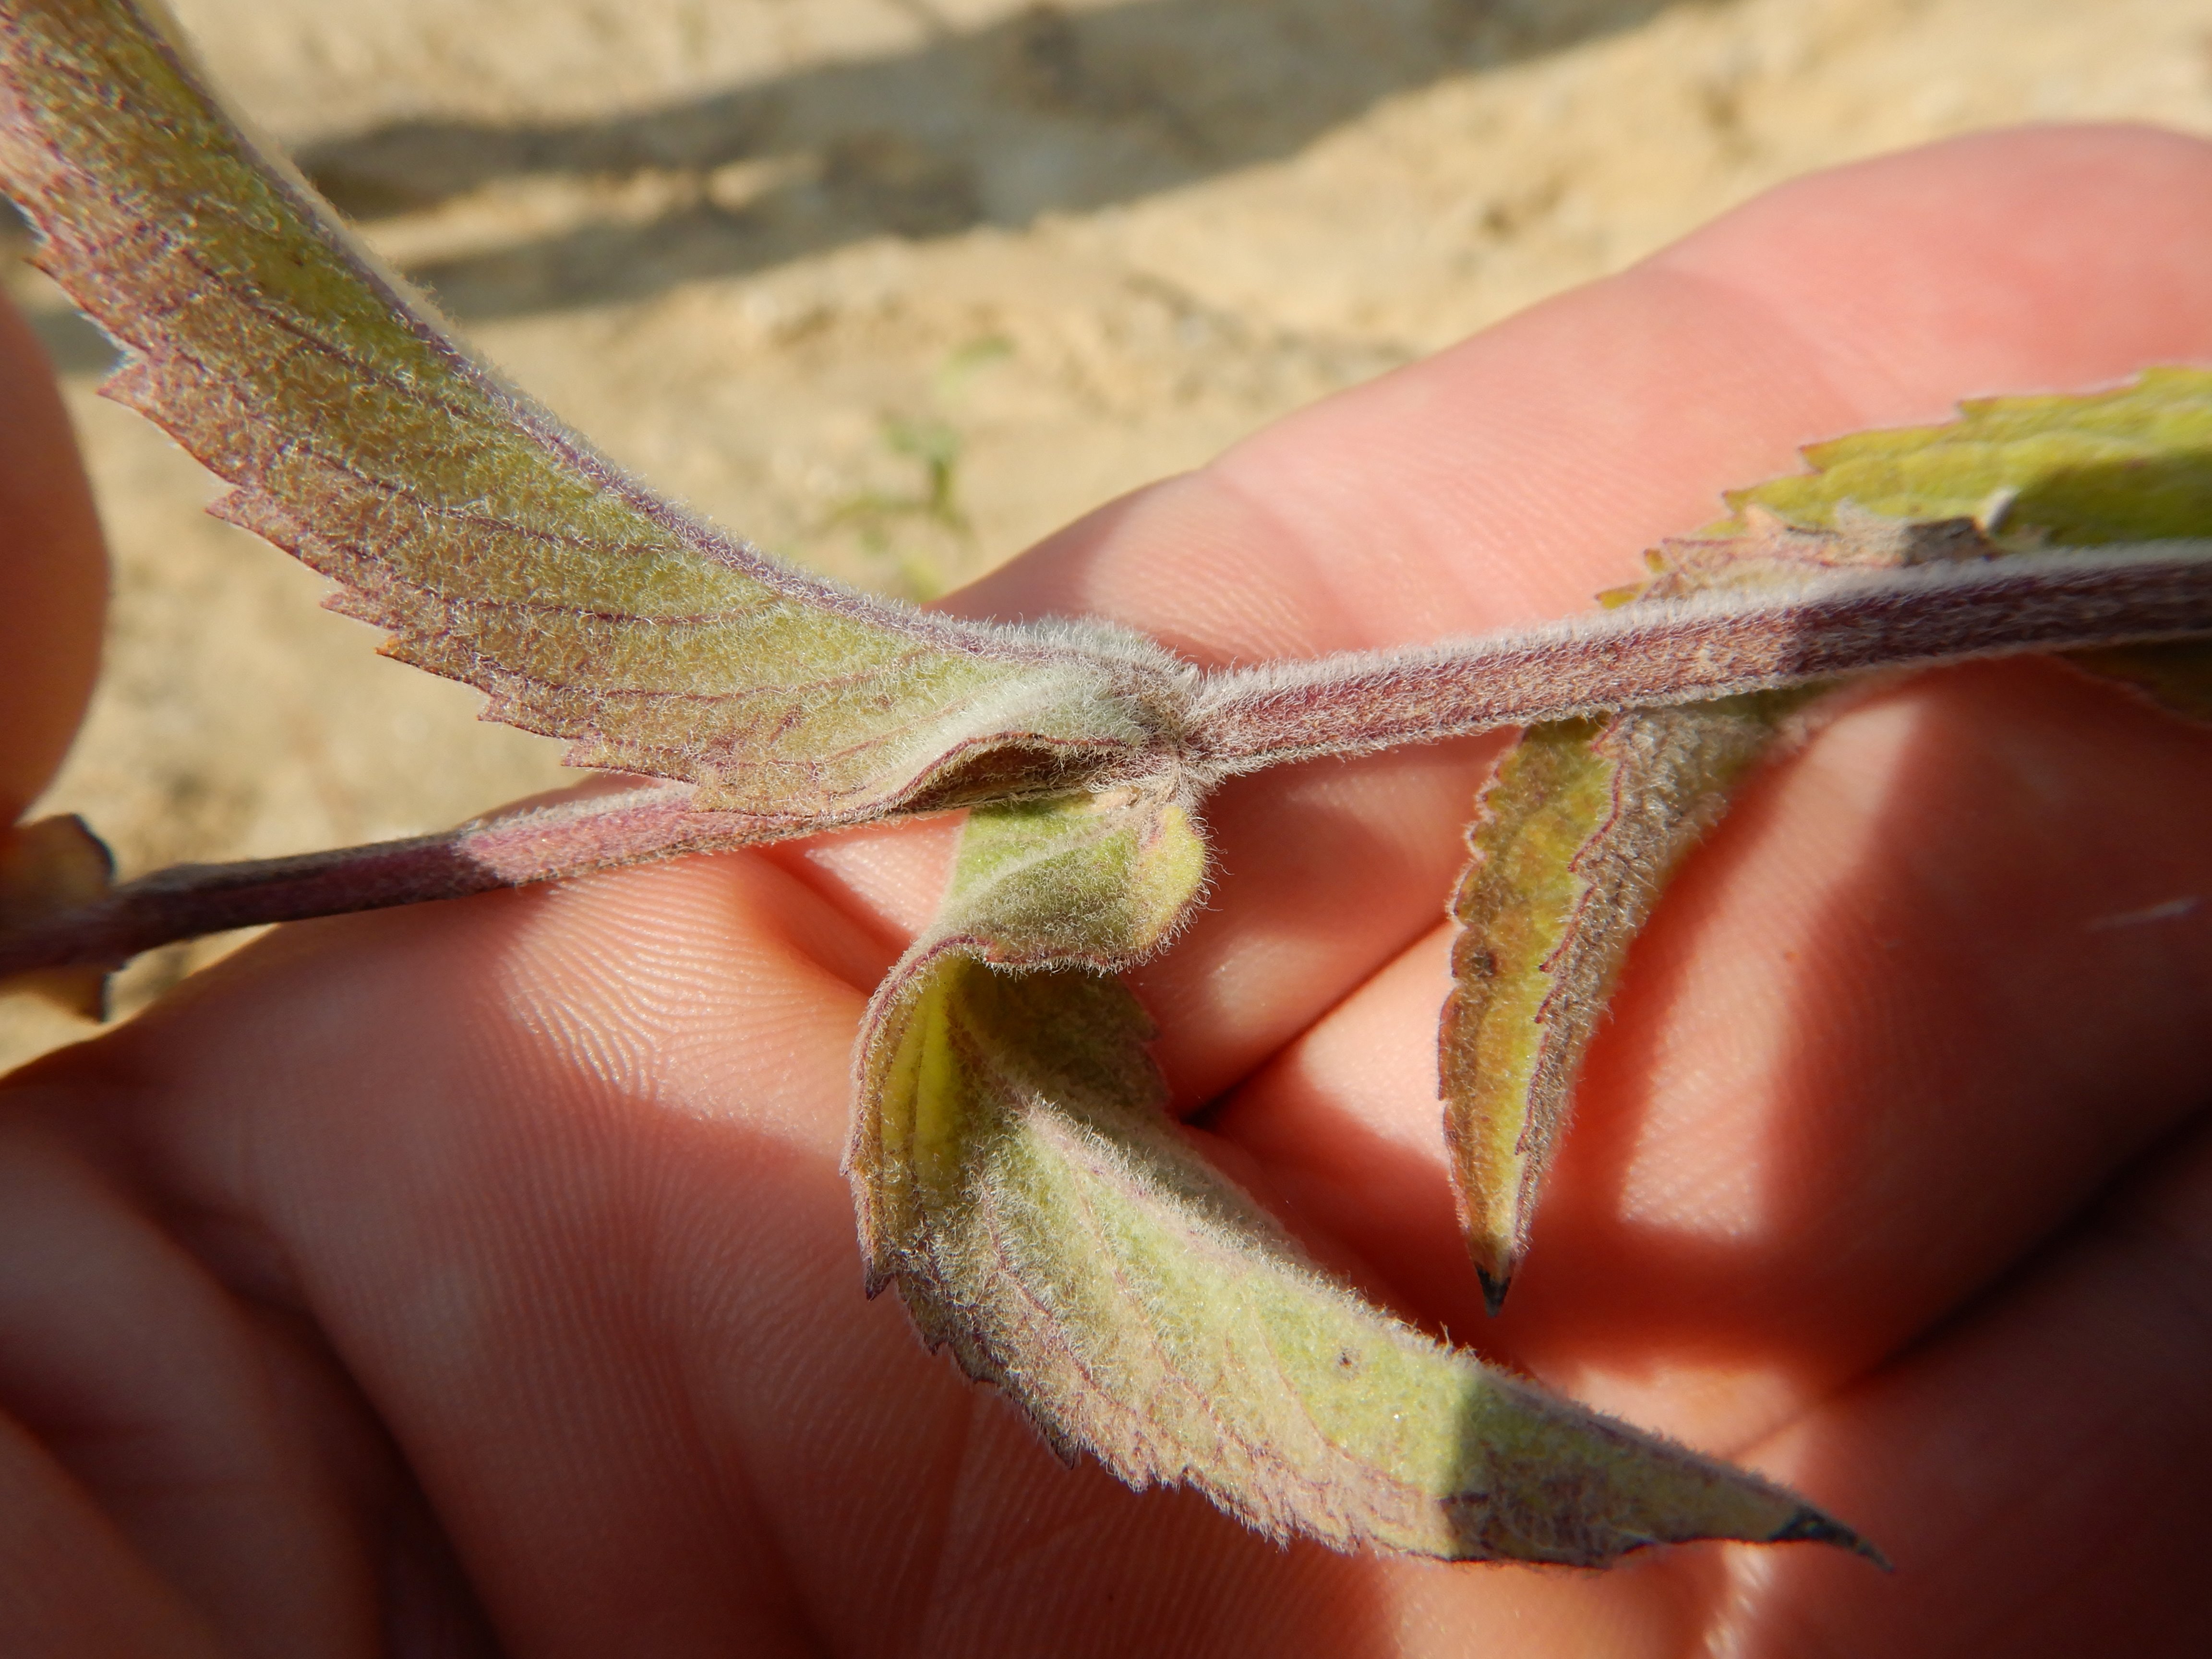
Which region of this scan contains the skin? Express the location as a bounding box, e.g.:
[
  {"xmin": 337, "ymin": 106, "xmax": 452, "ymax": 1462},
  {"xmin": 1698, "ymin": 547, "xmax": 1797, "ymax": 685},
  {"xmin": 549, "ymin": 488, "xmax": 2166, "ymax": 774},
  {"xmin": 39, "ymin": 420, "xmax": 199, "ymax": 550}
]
[
  {"xmin": 0, "ymin": 292, "xmax": 102, "ymax": 821},
  {"xmin": 3, "ymin": 125, "xmax": 2212, "ymax": 1656}
]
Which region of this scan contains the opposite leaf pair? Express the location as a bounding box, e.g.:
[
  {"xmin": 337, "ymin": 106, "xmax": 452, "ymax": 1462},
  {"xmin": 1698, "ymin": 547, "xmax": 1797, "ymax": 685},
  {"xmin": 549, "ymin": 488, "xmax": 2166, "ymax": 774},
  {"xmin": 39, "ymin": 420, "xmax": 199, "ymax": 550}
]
[{"xmin": 4, "ymin": 0, "xmax": 2212, "ymax": 1566}]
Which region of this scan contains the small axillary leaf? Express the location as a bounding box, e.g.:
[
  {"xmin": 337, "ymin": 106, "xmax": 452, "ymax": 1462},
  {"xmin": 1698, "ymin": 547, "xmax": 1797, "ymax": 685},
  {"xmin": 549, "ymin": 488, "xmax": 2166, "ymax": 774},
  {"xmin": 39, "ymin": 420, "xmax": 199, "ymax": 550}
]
[{"xmin": 1442, "ymin": 372, "xmax": 2212, "ymax": 1310}]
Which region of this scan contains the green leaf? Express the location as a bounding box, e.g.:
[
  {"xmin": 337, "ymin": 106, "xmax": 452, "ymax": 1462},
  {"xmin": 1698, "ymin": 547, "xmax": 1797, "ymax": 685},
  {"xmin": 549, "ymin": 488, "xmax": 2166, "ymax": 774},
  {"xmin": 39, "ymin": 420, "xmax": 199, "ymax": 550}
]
[
  {"xmin": 850, "ymin": 783, "xmax": 1209, "ymax": 1272},
  {"xmin": 0, "ymin": 0, "xmax": 1193, "ymax": 833},
  {"xmin": 1726, "ymin": 367, "xmax": 2212, "ymax": 723},
  {"xmin": 1735, "ymin": 368, "xmax": 2212, "ymax": 538},
  {"xmin": 854, "ymin": 925, "xmax": 1870, "ymax": 1562},
  {"xmin": 928, "ymin": 788, "xmax": 1209, "ymax": 966},
  {"xmin": 1444, "ymin": 371, "xmax": 2212, "ymax": 1311},
  {"xmin": 1440, "ymin": 698, "xmax": 1796, "ymax": 1308}
]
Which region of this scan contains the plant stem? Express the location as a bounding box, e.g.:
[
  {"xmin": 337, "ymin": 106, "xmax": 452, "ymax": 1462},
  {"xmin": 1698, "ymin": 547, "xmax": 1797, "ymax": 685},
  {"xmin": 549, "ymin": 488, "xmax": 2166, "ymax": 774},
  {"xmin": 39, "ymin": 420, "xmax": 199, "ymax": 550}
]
[
  {"xmin": 1189, "ymin": 544, "xmax": 2212, "ymax": 770},
  {"xmin": 9, "ymin": 546, "xmax": 2212, "ymax": 985},
  {"xmin": 0, "ymin": 782, "xmax": 762, "ymax": 979}
]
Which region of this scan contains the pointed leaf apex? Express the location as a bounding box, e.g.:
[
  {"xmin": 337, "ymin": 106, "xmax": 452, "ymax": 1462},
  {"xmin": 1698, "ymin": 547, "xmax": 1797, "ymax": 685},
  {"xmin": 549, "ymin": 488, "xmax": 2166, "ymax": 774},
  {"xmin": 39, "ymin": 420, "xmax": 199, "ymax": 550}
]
[
  {"xmin": 1476, "ymin": 1262, "xmax": 1514, "ymax": 1319},
  {"xmin": 1769, "ymin": 1504, "xmax": 1893, "ymax": 1570}
]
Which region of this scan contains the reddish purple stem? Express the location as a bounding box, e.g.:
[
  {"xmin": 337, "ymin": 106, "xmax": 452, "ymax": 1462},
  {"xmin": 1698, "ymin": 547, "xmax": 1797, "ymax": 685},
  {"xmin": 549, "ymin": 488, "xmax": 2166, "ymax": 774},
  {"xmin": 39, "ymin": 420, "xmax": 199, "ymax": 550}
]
[
  {"xmin": 1191, "ymin": 545, "xmax": 2212, "ymax": 769},
  {"xmin": 0, "ymin": 782, "xmax": 765, "ymax": 978},
  {"xmin": 6, "ymin": 545, "xmax": 2212, "ymax": 985}
]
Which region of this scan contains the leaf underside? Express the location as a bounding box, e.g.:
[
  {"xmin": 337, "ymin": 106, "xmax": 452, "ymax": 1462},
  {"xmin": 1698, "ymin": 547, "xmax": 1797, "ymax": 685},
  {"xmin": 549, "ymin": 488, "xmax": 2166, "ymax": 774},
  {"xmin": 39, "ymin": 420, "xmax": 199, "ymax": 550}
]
[
  {"xmin": 879, "ymin": 958, "xmax": 1868, "ymax": 1563},
  {"xmin": 0, "ymin": 0, "xmax": 1194, "ymax": 834},
  {"xmin": 851, "ymin": 809, "xmax": 1868, "ymax": 1563},
  {"xmin": 1443, "ymin": 370, "xmax": 2212, "ymax": 1304},
  {"xmin": 1441, "ymin": 697, "xmax": 1798, "ymax": 1306}
]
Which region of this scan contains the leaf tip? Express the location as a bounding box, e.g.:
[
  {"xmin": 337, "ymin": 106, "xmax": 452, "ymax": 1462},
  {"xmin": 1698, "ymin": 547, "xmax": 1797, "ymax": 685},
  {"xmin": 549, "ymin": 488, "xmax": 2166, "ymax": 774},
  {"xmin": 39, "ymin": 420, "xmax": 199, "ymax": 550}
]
[
  {"xmin": 1767, "ymin": 1503, "xmax": 1892, "ymax": 1569},
  {"xmin": 1476, "ymin": 1262, "xmax": 1514, "ymax": 1319}
]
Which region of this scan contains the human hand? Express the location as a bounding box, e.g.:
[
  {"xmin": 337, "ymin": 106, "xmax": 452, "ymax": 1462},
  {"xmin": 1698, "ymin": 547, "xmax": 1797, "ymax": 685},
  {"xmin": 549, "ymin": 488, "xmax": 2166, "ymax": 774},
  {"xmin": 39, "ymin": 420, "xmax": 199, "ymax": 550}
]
[{"xmin": 4, "ymin": 125, "xmax": 2211, "ymax": 1657}]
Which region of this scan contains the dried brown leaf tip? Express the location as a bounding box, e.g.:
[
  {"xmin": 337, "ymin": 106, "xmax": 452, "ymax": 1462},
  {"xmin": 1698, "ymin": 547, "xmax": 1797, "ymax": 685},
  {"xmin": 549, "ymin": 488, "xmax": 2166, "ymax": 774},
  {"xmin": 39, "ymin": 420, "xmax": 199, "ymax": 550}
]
[
  {"xmin": 0, "ymin": 815, "xmax": 114, "ymax": 1017},
  {"xmin": 1641, "ymin": 501, "xmax": 2006, "ymax": 598}
]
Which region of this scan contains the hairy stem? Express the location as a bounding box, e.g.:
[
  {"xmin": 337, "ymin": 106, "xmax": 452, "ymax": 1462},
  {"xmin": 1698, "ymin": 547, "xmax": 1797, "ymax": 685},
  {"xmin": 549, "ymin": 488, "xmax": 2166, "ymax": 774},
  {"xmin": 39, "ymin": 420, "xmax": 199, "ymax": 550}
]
[
  {"xmin": 9, "ymin": 546, "xmax": 2212, "ymax": 985},
  {"xmin": 0, "ymin": 781, "xmax": 774, "ymax": 978},
  {"xmin": 1190, "ymin": 544, "xmax": 2212, "ymax": 770}
]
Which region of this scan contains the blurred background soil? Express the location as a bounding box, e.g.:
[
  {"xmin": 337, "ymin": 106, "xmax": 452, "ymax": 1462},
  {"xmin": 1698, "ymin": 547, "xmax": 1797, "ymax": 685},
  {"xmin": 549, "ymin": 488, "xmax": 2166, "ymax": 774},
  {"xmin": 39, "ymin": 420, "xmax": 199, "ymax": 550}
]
[{"xmin": 6, "ymin": 0, "xmax": 2212, "ymax": 1066}]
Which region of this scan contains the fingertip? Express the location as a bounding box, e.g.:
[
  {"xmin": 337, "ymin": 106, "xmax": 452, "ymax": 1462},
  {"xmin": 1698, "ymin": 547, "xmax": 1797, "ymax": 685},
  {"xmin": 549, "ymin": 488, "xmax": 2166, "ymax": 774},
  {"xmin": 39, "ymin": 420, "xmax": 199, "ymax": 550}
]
[{"xmin": 0, "ymin": 290, "xmax": 105, "ymax": 821}]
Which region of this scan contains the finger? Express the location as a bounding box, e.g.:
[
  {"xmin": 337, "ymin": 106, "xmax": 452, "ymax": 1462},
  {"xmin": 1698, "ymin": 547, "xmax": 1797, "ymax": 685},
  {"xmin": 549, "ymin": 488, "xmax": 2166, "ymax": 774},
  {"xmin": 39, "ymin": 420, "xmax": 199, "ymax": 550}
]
[
  {"xmin": 950, "ymin": 124, "xmax": 2212, "ymax": 1104},
  {"xmin": 71, "ymin": 853, "xmax": 1725, "ymax": 1655},
  {"xmin": 0, "ymin": 291, "xmax": 105, "ymax": 820},
  {"xmin": 975, "ymin": 123, "xmax": 2212, "ymax": 649},
  {"xmin": 0, "ymin": 1096, "xmax": 409, "ymax": 1656},
  {"xmin": 1222, "ymin": 659, "xmax": 2212, "ymax": 1440},
  {"xmin": 52, "ymin": 859, "xmax": 1322, "ymax": 1651},
  {"xmin": 0, "ymin": 1410, "xmax": 221, "ymax": 1658},
  {"xmin": 1720, "ymin": 1108, "xmax": 2212, "ymax": 1656}
]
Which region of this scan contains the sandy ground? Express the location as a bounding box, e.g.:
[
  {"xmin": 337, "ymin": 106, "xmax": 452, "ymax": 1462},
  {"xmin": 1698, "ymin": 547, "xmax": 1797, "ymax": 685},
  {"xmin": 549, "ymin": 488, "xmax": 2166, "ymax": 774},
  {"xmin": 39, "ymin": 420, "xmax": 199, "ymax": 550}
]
[{"xmin": 6, "ymin": 0, "xmax": 2212, "ymax": 1066}]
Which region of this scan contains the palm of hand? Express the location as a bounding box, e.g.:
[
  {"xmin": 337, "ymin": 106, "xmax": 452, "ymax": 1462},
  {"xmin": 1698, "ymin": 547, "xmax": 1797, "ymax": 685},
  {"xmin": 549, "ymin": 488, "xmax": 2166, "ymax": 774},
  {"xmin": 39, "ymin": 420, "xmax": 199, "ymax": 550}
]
[{"xmin": 4, "ymin": 128, "xmax": 2212, "ymax": 1658}]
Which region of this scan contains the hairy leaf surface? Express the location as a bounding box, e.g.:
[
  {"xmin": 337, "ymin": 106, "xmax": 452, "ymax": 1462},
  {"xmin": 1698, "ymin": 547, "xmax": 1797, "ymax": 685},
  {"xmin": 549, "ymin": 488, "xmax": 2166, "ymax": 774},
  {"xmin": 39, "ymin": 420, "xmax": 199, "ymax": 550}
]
[
  {"xmin": 1729, "ymin": 369, "xmax": 2212, "ymax": 719},
  {"xmin": 1443, "ymin": 372, "xmax": 2212, "ymax": 1307},
  {"xmin": 926, "ymin": 788, "xmax": 1209, "ymax": 967},
  {"xmin": 0, "ymin": 0, "xmax": 1194, "ymax": 833},
  {"xmin": 1441, "ymin": 699, "xmax": 1794, "ymax": 1307},
  {"xmin": 853, "ymin": 797, "xmax": 1869, "ymax": 1562}
]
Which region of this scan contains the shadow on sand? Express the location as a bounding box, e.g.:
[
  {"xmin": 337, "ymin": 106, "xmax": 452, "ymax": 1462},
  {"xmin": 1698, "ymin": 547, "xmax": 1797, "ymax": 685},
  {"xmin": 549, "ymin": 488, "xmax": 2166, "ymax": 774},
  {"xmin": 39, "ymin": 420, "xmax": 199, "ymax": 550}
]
[{"xmin": 292, "ymin": 0, "xmax": 1695, "ymax": 319}]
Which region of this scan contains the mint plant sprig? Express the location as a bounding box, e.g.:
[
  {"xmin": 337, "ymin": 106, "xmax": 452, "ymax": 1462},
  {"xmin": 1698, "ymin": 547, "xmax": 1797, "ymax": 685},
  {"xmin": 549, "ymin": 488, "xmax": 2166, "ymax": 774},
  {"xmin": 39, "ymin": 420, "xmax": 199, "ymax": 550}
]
[{"xmin": 3, "ymin": 0, "xmax": 2209, "ymax": 1567}]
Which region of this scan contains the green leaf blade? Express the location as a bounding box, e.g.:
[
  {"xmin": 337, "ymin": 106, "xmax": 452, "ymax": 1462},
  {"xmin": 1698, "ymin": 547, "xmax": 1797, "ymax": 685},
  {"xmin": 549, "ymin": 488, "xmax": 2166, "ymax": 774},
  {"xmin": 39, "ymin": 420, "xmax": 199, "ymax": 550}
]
[
  {"xmin": 853, "ymin": 789, "xmax": 1871, "ymax": 1562},
  {"xmin": 0, "ymin": 0, "xmax": 1195, "ymax": 832},
  {"xmin": 1441, "ymin": 700, "xmax": 1794, "ymax": 1305},
  {"xmin": 858, "ymin": 949, "xmax": 1868, "ymax": 1563},
  {"xmin": 933, "ymin": 790, "xmax": 1209, "ymax": 965},
  {"xmin": 1747, "ymin": 367, "xmax": 2212, "ymax": 541},
  {"xmin": 1444, "ymin": 368, "xmax": 2212, "ymax": 1312},
  {"xmin": 1729, "ymin": 366, "xmax": 2212, "ymax": 723}
]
